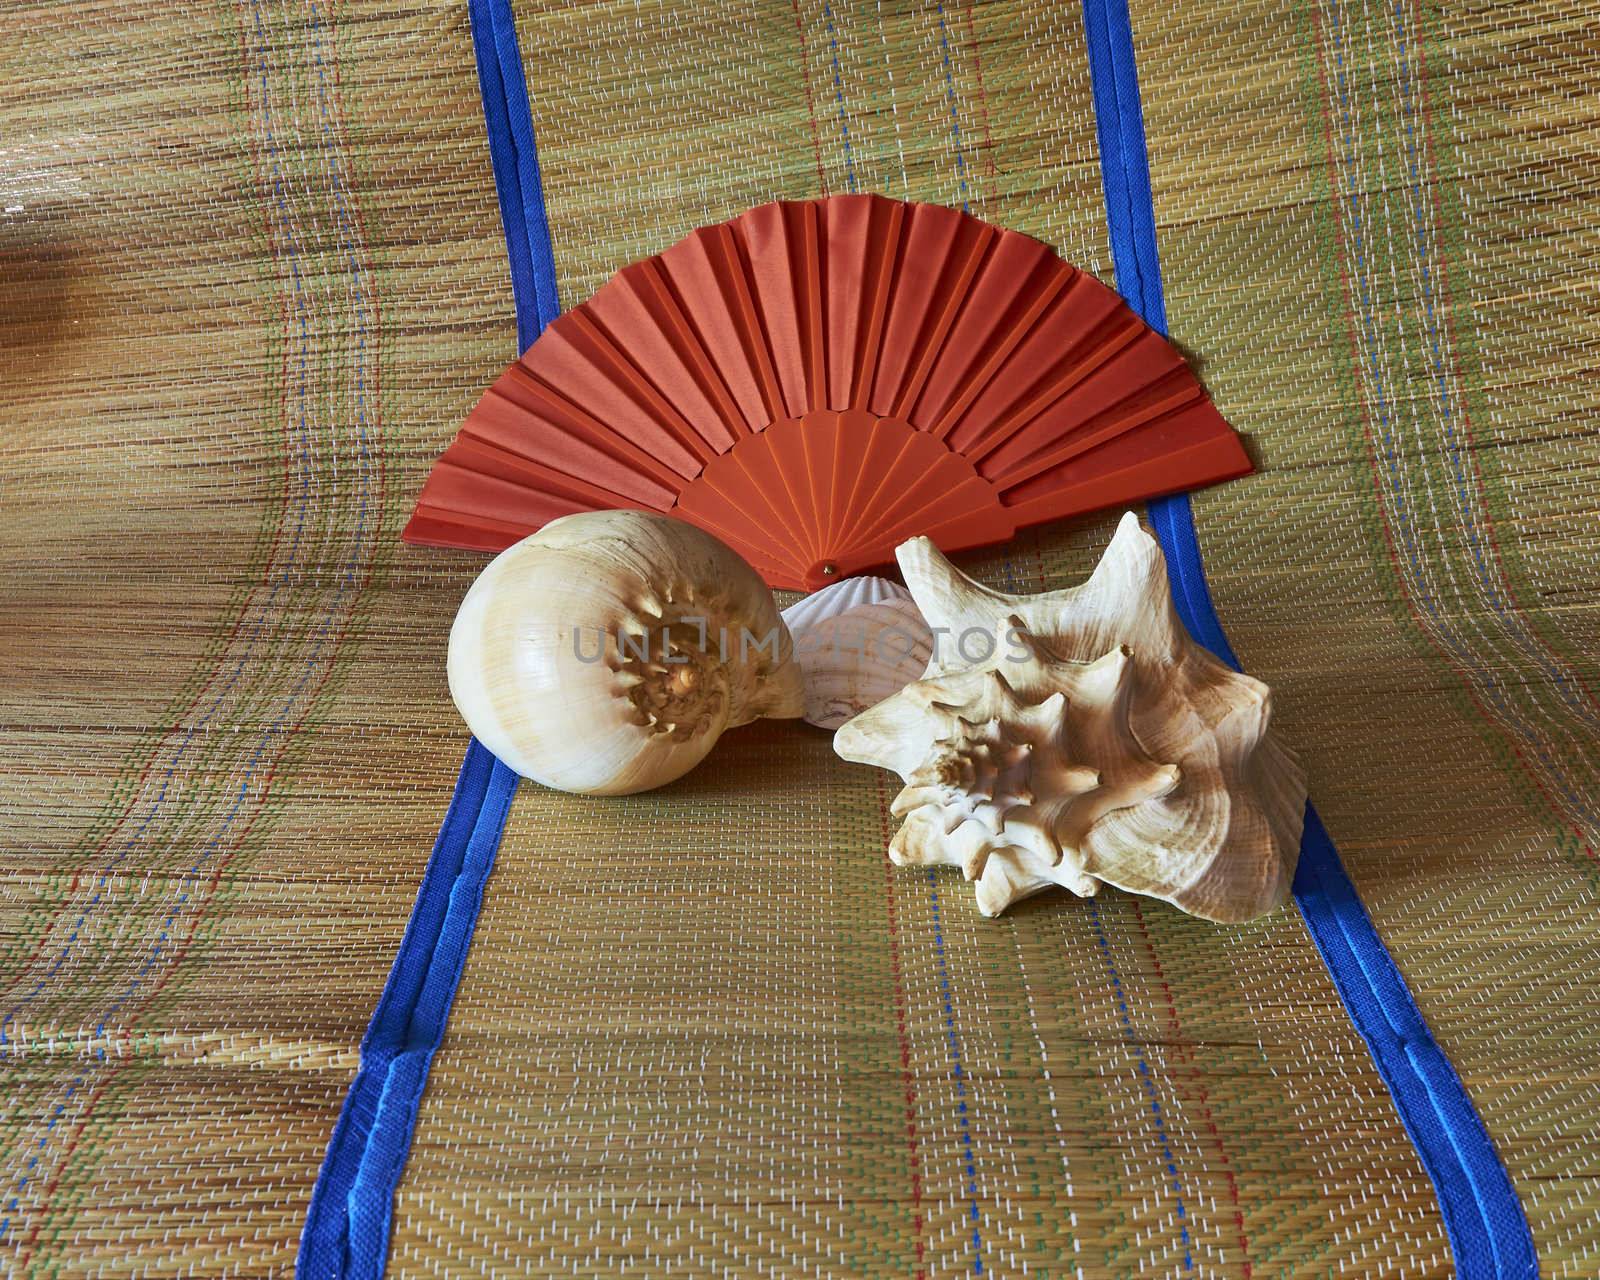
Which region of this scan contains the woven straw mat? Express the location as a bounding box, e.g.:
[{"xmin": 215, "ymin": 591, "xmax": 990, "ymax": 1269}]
[{"xmin": 1, "ymin": 0, "xmax": 1596, "ymax": 1276}]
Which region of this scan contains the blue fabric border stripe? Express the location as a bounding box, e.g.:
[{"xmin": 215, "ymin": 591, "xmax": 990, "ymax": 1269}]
[
  {"xmin": 298, "ymin": 740, "xmax": 518, "ymax": 1278},
  {"xmin": 1079, "ymin": 2, "xmax": 1536, "ymax": 1276},
  {"xmin": 469, "ymin": 0, "xmax": 561, "ymax": 347},
  {"xmin": 300, "ymin": 0, "xmax": 561, "ymax": 1272}
]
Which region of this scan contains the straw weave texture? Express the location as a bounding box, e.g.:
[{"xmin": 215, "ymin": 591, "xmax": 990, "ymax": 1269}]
[
  {"xmin": 1135, "ymin": 1, "xmax": 1600, "ymax": 1272},
  {"xmin": 1, "ymin": 0, "xmax": 511, "ymax": 1271},
  {"xmin": 0, "ymin": 0, "xmax": 1596, "ymax": 1276}
]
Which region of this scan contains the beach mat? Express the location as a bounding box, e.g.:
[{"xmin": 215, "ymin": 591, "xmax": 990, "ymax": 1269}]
[{"xmin": 1, "ymin": 1, "xmax": 1596, "ymax": 1275}]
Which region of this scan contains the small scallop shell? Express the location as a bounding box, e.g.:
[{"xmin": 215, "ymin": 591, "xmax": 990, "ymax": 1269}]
[
  {"xmin": 780, "ymin": 574, "xmax": 912, "ymax": 633},
  {"xmin": 782, "ymin": 578, "xmax": 933, "ymax": 729}
]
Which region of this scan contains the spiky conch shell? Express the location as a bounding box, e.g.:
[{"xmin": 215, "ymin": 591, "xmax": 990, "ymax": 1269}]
[
  {"xmin": 833, "ymin": 512, "xmax": 1307, "ymax": 922},
  {"xmin": 449, "ymin": 510, "xmax": 804, "ymax": 795}
]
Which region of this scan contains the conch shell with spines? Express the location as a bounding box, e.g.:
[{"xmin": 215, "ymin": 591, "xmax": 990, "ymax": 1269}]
[
  {"xmin": 834, "ymin": 512, "xmax": 1307, "ymax": 922},
  {"xmin": 449, "ymin": 510, "xmax": 804, "ymax": 795}
]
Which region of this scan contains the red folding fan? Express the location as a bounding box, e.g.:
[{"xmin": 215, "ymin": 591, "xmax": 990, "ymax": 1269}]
[{"xmin": 405, "ymin": 195, "xmax": 1250, "ymax": 590}]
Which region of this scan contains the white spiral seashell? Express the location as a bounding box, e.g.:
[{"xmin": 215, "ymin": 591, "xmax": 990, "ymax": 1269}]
[
  {"xmin": 781, "ymin": 578, "xmax": 932, "ymax": 730},
  {"xmin": 449, "ymin": 511, "xmax": 804, "ymax": 794}
]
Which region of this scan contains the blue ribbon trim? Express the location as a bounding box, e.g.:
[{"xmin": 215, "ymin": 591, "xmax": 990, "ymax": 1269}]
[
  {"xmin": 298, "ymin": 740, "xmax": 519, "ymax": 1279},
  {"xmin": 469, "ymin": 0, "xmax": 561, "ymax": 348},
  {"xmin": 1079, "ymin": 1, "xmax": 1535, "ymax": 1275},
  {"xmin": 300, "ymin": 0, "xmax": 561, "ymax": 1272}
]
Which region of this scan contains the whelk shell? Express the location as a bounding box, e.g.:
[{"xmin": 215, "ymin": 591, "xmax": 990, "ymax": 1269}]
[{"xmin": 449, "ymin": 510, "xmax": 804, "ymax": 794}]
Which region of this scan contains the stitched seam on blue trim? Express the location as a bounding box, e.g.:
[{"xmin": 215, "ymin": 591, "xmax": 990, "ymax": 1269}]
[
  {"xmin": 299, "ymin": 0, "xmax": 561, "ymax": 1273},
  {"xmin": 1078, "ymin": 1, "xmax": 1535, "ymax": 1276}
]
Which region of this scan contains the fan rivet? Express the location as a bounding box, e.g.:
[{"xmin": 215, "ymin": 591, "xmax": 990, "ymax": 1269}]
[{"xmin": 820, "ymin": 562, "xmax": 838, "ymax": 577}]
